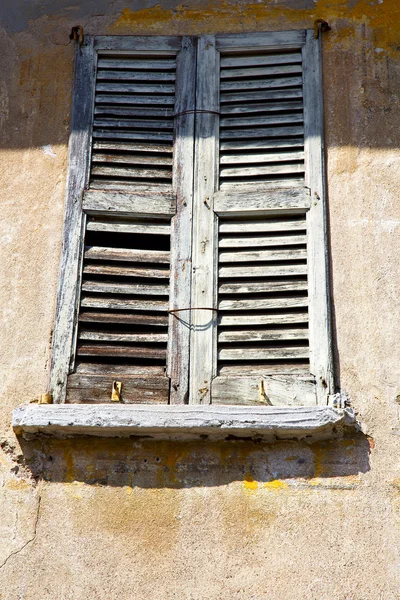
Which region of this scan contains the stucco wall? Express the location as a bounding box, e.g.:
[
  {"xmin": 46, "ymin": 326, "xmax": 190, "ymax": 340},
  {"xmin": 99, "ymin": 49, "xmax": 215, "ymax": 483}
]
[{"xmin": 1, "ymin": 1, "xmax": 400, "ymax": 598}]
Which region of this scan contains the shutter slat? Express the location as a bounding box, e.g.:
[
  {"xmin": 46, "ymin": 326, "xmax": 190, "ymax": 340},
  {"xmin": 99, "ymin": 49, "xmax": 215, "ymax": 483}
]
[
  {"xmin": 218, "ymin": 347, "xmax": 309, "ymax": 360},
  {"xmin": 95, "ymin": 94, "xmax": 175, "ymax": 105},
  {"xmin": 77, "ymin": 345, "xmax": 167, "ymax": 359},
  {"xmin": 220, "ymin": 163, "xmax": 305, "ymax": 178},
  {"xmin": 81, "ymin": 297, "xmax": 169, "ymax": 312},
  {"xmin": 79, "ymin": 311, "xmax": 168, "ymax": 326},
  {"xmin": 66, "ymin": 375, "xmax": 169, "ymax": 404},
  {"xmin": 221, "ymin": 64, "xmax": 302, "ymax": 79},
  {"xmin": 84, "ymin": 246, "xmax": 170, "ymax": 263},
  {"xmin": 79, "ymin": 330, "xmax": 168, "ymax": 343},
  {"xmin": 218, "ymin": 312, "xmax": 308, "ymax": 326},
  {"xmin": 92, "ymin": 140, "xmax": 172, "ymax": 153},
  {"xmin": 219, "ymin": 218, "xmax": 306, "ymax": 233},
  {"xmin": 220, "ymin": 125, "xmax": 304, "ymax": 140},
  {"xmin": 220, "ymin": 89, "xmax": 302, "ymax": 103},
  {"xmin": 219, "ymin": 264, "xmax": 308, "ymax": 277},
  {"xmin": 219, "ymin": 247, "xmax": 307, "ymax": 262},
  {"xmin": 220, "ymin": 114, "xmax": 303, "ymax": 128},
  {"xmin": 220, "ymin": 76, "xmax": 303, "ymax": 91},
  {"xmin": 218, "ymin": 297, "xmax": 308, "ymax": 310},
  {"xmin": 83, "ymin": 264, "xmax": 170, "ymax": 278},
  {"xmin": 220, "ymin": 151, "xmax": 304, "ymax": 165},
  {"xmin": 219, "ymin": 280, "xmax": 307, "ymax": 294},
  {"xmin": 81, "ymin": 281, "xmax": 169, "ymax": 295},
  {"xmin": 94, "ymin": 106, "xmax": 174, "ymax": 118},
  {"xmin": 97, "ymin": 58, "xmax": 177, "ymax": 70},
  {"xmin": 220, "ymin": 53, "xmax": 302, "ymax": 68},
  {"xmin": 96, "ymin": 82, "xmax": 175, "ymax": 94},
  {"xmin": 218, "ymin": 328, "xmax": 308, "ymax": 343},
  {"xmin": 93, "ymin": 118, "xmax": 174, "ymax": 129},
  {"xmin": 219, "ymin": 234, "xmax": 306, "ymax": 247},
  {"xmin": 87, "ymin": 220, "xmax": 170, "ymax": 235},
  {"xmin": 220, "ymin": 101, "xmax": 303, "ymax": 115},
  {"xmin": 96, "ymin": 70, "xmax": 176, "ymax": 81},
  {"xmin": 91, "ymin": 165, "xmax": 172, "ymax": 179}
]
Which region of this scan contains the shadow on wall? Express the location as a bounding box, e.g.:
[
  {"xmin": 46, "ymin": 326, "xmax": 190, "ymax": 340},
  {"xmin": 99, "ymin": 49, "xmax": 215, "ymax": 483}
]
[{"xmin": 15, "ymin": 433, "xmax": 372, "ymax": 488}]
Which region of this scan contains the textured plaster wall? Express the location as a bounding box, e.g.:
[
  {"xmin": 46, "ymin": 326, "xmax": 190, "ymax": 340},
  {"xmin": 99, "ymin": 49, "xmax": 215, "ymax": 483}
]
[{"xmin": 1, "ymin": 1, "xmax": 400, "ymax": 598}]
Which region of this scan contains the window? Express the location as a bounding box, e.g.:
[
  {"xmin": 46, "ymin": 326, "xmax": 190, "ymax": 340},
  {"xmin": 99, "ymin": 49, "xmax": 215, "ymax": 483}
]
[{"xmin": 49, "ymin": 30, "xmax": 334, "ymax": 409}]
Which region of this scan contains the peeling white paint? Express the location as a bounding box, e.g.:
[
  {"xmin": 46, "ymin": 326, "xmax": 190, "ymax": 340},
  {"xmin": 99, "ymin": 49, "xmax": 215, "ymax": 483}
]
[{"xmin": 41, "ymin": 145, "xmax": 57, "ymax": 158}]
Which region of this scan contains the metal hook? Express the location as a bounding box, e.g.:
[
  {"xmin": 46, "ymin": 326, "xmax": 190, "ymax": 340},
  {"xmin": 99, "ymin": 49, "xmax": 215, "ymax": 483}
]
[
  {"xmin": 69, "ymin": 25, "xmax": 84, "ymax": 46},
  {"xmin": 314, "ymin": 19, "xmax": 331, "ymax": 39}
]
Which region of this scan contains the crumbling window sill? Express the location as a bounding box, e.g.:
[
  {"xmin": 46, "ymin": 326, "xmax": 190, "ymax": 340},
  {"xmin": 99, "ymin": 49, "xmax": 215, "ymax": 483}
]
[{"xmin": 12, "ymin": 404, "xmax": 358, "ymax": 442}]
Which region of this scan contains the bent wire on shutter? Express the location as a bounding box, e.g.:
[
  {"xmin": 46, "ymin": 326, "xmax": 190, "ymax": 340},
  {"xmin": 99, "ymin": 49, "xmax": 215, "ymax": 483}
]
[
  {"xmin": 66, "ymin": 49, "xmax": 179, "ymax": 404},
  {"xmin": 219, "ymin": 49, "xmax": 305, "ymax": 189}
]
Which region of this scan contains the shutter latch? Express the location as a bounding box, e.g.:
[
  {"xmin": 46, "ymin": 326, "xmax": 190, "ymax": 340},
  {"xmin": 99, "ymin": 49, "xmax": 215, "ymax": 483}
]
[
  {"xmin": 111, "ymin": 381, "xmax": 122, "ymax": 402},
  {"xmin": 259, "ymin": 380, "xmax": 273, "ymax": 406}
]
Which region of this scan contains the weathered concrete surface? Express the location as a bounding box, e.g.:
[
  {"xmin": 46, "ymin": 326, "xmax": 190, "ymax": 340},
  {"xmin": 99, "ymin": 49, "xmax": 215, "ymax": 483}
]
[{"xmin": 1, "ymin": 1, "xmax": 400, "ymax": 598}]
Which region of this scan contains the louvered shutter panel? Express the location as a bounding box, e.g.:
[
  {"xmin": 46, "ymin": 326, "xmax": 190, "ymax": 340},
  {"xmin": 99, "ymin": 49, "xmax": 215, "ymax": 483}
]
[
  {"xmin": 51, "ymin": 36, "xmax": 196, "ymax": 404},
  {"xmin": 190, "ymin": 31, "xmax": 333, "ymax": 407}
]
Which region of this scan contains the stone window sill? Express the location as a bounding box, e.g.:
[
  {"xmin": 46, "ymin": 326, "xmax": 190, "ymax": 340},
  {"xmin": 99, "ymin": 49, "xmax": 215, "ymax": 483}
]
[{"xmin": 12, "ymin": 404, "xmax": 357, "ymax": 442}]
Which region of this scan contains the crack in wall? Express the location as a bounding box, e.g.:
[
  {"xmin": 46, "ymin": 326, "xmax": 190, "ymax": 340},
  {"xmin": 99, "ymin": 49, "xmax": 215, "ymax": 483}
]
[{"xmin": 0, "ymin": 485, "xmax": 42, "ymax": 572}]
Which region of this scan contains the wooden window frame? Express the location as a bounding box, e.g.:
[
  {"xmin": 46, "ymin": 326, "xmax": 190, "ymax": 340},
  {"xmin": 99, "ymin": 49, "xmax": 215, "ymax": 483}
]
[{"xmin": 49, "ymin": 30, "xmax": 333, "ymax": 409}]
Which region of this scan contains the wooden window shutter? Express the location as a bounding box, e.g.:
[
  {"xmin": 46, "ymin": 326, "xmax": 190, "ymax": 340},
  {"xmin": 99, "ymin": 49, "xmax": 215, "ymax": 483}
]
[
  {"xmin": 50, "ymin": 36, "xmax": 197, "ymax": 404},
  {"xmin": 190, "ymin": 31, "xmax": 333, "ymax": 407}
]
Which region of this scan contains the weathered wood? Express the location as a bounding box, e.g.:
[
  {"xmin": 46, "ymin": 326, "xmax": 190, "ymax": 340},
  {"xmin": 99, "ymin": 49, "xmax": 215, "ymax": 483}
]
[
  {"xmin": 92, "ymin": 140, "xmax": 173, "ymax": 153},
  {"xmin": 92, "ymin": 153, "xmax": 173, "ymax": 166},
  {"xmin": 92, "ymin": 130, "xmax": 174, "ymax": 142},
  {"xmin": 94, "ymin": 106, "xmax": 175, "ymax": 118},
  {"xmin": 220, "ymin": 101, "xmax": 303, "ymax": 115},
  {"xmin": 218, "ymin": 280, "xmax": 307, "ymax": 294},
  {"xmin": 219, "ymin": 247, "xmax": 307, "ymax": 262},
  {"xmin": 79, "ymin": 311, "xmax": 168, "ymax": 326},
  {"xmin": 219, "ymin": 218, "xmax": 306, "ymax": 233},
  {"xmin": 167, "ymin": 37, "xmax": 197, "ymax": 404},
  {"xmin": 220, "ymin": 114, "xmax": 303, "ymax": 128},
  {"xmin": 218, "ymin": 312, "xmax": 308, "ymax": 326},
  {"xmin": 218, "ymin": 296, "xmax": 308, "ymax": 311},
  {"xmin": 83, "ymin": 264, "xmax": 170, "ymax": 279},
  {"xmin": 220, "ymin": 138, "xmax": 304, "ymax": 152},
  {"xmin": 189, "ymin": 35, "xmax": 219, "ymax": 405},
  {"xmin": 81, "ymin": 281, "xmax": 169, "ymax": 296},
  {"xmin": 220, "ymin": 53, "xmax": 302, "ymax": 68},
  {"xmin": 221, "ymin": 76, "xmax": 303, "ymax": 92},
  {"xmin": 97, "ymin": 58, "xmax": 177, "ymax": 70},
  {"xmin": 49, "ymin": 38, "xmax": 96, "ymax": 403},
  {"xmin": 77, "ymin": 344, "xmax": 167, "ymax": 359},
  {"xmin": 96, "ymin": 82, "xmax": 175, "ymax": 94},
  {"xmin": 94, "ymin": 37, "xmax": 181, "ymax": 52},
  {"xmin": 12, "ymin": 404, "xmax": 358, "ymax": 441},
  {"xmin": 212, "ymin": 375, "xmax": 316, "ymax": 406},
  {"xmin": 93, "ymin": 117, "xmax": 174, "ymax": 130},
  {"xmin": 219, "ymin": 234, "xmax": 306, "ymax": 248},
  {"xmin": 79, "ymin": 330, "xmax": 168, "ymax": 343},
  {"xmin": 221, "ymin": 64, "xmax": 302, "ymax": 79},
  {"xmin": 91, "ymin": 165, "xmax": 172, "ymax": 179},
  {"xmin": 80, "ymin": 297, "xmax": 168, "ymax": 311},
  {"xmin": 86, "ymin": 220, "xmax": 171, "ymax": 235},
  {"xmin": 82, "ymin": 190, "xmax": 176, "ymax": 217},
  {"xmin": 75, "ymin": 362, "xmax": 166, "ymax": 375},
  {"xmin": 96, "ymin": 70, "xmax": 176, "ymax": 81},
  {"xmin": 218, "ymin": 347, "xmax": 309, "ymax": 360},
  {"xmin": 219, "ymin": 264, "xmax": 308, "ymax": 278},
  {"xmin": 220, "ymin": 150, "xmax": 304, "ymax": 164},
  {"xmin": 220, "ymin": 88, "xmax": 302, "ymax": 104},
  {"xmin": 214, "ymin": 188, "xmax": 311, "ymax": 215},
  {"xmin": 302, "ymin": 30, "xmax": 334, "ymax": 404},
  {"xmin": 218, "ymin": 328, "xmax": 308, "ymax": 343},
  {"xmin": 84, "ymin": 246, "xmax": 170, "ymax": 263},
  {"xmin": 95, "ymin": 93, "xmax": 175, "ymax": 106},
  {"xmin": 219, "ymin": 179, "xmax": 304, "ymax": 191},
  {"xmin": 66, "ymin": 375, "xmax": 169, "ymax": 404},
  {"xmin": 89, "ymin": 180, "xmax": 173, "ymax": 193},
  {"xmin": 218, "ymin": 363, "xmax": 309, "ymax": 376},
  {"xmin": 220, "ymin": 163, "xmax": 304, "ymax": 178},
  {"xmin": 216, "ymin": 31, "xmax": 305, "ymax": 49},
  {"xmin": 220, "ymin": 125, "xmax": 304, "ymax": 140}
]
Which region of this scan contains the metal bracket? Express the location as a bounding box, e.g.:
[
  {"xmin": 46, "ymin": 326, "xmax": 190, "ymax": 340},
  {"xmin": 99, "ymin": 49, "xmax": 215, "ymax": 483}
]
[
  {"xmin": 314, "ymin": 19, "xmax": 331, "ymax": 39},
  {"xmin": 69, "ymin": 25, "xmax": 84, "ymax": 46},
  {"xmin": 259, "ymin": 380, "xmax": 273, "ymax": 405},
  {"xmin": 111, "ymin": 381, "xmax": 122, "ymax": 402}
]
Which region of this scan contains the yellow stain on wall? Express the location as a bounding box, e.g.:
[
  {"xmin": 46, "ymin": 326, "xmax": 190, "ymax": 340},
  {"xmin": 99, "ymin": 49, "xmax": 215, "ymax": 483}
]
[
  {"xmin": 264, "ymin": 479, "xmax": 289, "ymax": 490},
  {"xmin": 111, "ymin": 0, "xmax": 400, "ymax": 56},
  {"xmin": 243, "ymin": 473, "xmax": 258, "ymax": 490}
]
